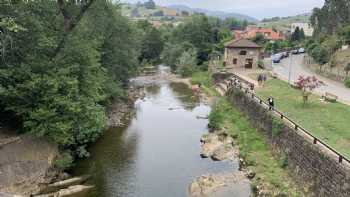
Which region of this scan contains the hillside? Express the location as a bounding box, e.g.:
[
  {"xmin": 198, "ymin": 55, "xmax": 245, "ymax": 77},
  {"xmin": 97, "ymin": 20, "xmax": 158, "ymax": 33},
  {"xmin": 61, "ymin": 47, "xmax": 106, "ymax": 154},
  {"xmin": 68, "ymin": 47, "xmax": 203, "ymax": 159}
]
[
  {"xmin": 121, "ymin": 3, "xmax": 182, "ymax": 18},
  {"xmin": 258, "ymin": 13, "xmax": 310, "ymax": 32},
  {"xmin": 168, "ymin": 5, "xmax": 258, "ymax": 22},
  {"xmin": 121, "ymin": 3, "xmax": 258, "ymax": 23}
]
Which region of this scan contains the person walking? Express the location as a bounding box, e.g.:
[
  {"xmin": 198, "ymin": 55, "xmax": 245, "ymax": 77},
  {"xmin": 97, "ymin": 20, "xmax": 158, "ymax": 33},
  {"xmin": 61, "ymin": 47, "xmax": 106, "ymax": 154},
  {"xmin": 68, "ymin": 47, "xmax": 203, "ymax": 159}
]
[{"xmin": 267, "ymin": 97, "xmax": 274, "ymax": 109}]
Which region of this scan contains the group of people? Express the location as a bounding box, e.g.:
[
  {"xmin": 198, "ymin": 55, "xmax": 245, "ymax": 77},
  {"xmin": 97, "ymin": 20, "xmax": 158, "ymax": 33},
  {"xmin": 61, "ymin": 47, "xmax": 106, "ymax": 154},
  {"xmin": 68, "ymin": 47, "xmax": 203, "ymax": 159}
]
[{"xmin": 257, "ymin": 73, "xmax": 267, "ymax": 86}]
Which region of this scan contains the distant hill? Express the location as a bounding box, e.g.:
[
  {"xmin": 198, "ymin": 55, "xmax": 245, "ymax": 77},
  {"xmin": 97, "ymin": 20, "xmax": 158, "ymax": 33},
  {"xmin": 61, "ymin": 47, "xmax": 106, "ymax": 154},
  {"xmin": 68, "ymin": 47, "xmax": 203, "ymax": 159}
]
[
  {"xmin": 258, "ymin": 13, "xmax": 311, "ymax": 32},
  {"xmin": 168, "ymin": 4, "xmax": 258, "ymax": 23}
]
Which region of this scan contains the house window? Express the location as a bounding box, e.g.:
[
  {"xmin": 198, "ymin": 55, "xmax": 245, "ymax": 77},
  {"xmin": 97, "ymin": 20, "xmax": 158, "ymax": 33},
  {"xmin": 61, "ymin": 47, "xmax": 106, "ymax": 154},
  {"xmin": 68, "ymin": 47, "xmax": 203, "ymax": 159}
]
[
  {"xmin": 240, "ymin": 50, "xmax": 247, "ymax": 55},
  {"xmin": 233, "ymin": 58, "xmax": 237, "ymax": 64}
]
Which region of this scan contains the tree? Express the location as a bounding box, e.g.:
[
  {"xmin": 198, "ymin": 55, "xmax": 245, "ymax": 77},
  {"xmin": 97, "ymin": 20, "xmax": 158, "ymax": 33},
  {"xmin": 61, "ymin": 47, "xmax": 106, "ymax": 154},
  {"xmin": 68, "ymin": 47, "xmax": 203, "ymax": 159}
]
[
  {"xmin": 295, "ymin": 76, "xmax": 324, "ymax": 105},
  {"xmin": 152, "ymin": 10, "xmax": 164, "ymax": 17},
  {"xmin": 144, "ymin": 0, "xmax": 156, "ymax": 9},
  {"xmin": 291, "ymin": 27, "xmax": 301, "ymax": 42},
  {"xmin": 300, "ymin": 28, "xmax": 306, "ymax": 40},
  {"xmin": 344, "ymin": 63, "xmax": 350, "ymax": 76},
  {"xmin": 139, "ymin": 27, "xmax": 164, "ymax": 63},
  {"xmin": 311, "ymin": 45, "xmax": 330, "ymax": 71},
  {"xmin": 181, "ymin": 11, "xmax": 190, "ymax": 17},
  {"xmin": 311, "ymin": 0, "xmax": 350, "ymax": 36},
  {"xmin": 253, "ymin": 33, "xmax": 266, "ymax": 45},
  {"xmin": 0, "ymin": 0, "xmax": 141, "ymax": 158},
  {"xmin": 176, "ymin": 48, "xmax": 198, "ymax": 77},
  {"xmin": 161, "ymin": 42, "xmax": 195, "ymax": 71},
  {"xmin": 173, "ymin": 14, "xmax": 215, "ymax": 64}
]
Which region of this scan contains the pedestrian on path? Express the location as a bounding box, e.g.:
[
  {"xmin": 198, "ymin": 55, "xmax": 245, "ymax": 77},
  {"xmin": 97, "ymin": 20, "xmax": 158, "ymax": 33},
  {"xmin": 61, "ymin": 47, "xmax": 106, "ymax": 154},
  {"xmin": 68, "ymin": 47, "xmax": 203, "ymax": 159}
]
[
  {"xmin": 267, "ymin": 97, "xmax": 274, "ymax": 109},
  {"xmin": 257, "ymin": 74, "xmax": 263, "ymax": 86}
]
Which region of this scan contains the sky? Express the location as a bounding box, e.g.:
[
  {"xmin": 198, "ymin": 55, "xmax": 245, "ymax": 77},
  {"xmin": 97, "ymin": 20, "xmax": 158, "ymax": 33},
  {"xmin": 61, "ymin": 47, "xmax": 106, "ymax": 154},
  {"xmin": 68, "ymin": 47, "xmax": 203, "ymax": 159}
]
[{"xmin": 122, "ymin": 0, "xmax": 325, "ymax": 19}]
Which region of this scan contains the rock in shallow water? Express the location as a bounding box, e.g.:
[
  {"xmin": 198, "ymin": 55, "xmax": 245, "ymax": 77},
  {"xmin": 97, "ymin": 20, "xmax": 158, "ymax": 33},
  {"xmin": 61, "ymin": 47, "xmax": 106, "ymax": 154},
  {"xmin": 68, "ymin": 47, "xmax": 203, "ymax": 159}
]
[
  {"xmin": 189, "ymin": 172, "xmax": 251, "ymax": 197},
  {"xmin": 200, "ymin": 133, "xmax": 237, "ymax": 161}
]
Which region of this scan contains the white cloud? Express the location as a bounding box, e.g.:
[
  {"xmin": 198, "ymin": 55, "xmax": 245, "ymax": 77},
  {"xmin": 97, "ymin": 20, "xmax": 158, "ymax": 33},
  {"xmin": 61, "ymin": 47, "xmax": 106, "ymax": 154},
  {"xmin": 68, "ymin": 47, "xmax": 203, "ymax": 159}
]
[{"xmin": 122, "ymin": 0, "xmax": 324, "ymax": 19}]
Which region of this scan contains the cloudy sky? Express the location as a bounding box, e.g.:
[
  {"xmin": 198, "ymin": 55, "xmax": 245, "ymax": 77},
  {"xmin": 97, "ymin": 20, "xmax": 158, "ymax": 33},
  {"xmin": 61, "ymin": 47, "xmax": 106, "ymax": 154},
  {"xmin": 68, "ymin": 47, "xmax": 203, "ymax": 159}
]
[{"xmin": 122, "ymin": 0, "xmax": 324, "ymax": 19}]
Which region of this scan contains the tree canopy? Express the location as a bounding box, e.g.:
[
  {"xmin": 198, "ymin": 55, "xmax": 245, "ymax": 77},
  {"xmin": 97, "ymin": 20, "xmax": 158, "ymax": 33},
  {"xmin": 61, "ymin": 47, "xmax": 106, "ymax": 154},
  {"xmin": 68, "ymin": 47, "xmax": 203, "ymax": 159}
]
[{"xmin": 0, "ymin": 0, "xmax": 144, "ymax": 157}]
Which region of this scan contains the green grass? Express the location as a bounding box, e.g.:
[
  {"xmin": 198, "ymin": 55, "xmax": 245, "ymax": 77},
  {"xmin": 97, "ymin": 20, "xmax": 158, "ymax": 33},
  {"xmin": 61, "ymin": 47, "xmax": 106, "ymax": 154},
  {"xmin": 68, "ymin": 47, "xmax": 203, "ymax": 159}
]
[
  {"xmin": 257, "ymin": 79, "xmax": 350, "ymax": 159},
  {"xmin": 210, "ymin": 98, "xmax": 304, "ymax": 196},
  {"xmin": 191, "ymin": 71, "xmax": 219, "ymax": 96}
]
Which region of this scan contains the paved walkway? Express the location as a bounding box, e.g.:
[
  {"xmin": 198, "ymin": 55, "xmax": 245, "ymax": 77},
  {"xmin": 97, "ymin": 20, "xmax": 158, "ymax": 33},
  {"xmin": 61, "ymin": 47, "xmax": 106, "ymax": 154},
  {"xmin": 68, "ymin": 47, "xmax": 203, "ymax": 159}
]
[{"xmin": 271, "ymin": 54, "xmax": 350, "ymax": 104}]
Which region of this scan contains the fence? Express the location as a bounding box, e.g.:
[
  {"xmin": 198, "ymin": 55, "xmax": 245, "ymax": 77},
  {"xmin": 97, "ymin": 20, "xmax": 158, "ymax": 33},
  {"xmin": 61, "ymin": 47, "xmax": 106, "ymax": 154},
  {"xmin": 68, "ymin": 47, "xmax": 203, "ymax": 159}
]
[{"xmin": 224, "ymin": 74, "xmax": 350, "ymax": 165}]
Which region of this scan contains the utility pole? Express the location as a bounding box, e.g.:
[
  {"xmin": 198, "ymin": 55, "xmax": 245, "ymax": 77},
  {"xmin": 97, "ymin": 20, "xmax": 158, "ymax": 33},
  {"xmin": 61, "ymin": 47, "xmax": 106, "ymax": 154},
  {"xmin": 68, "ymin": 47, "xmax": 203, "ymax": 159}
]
[{"xmin": 288, "ymin": 53, "xmax": 293, "ymax": 85}]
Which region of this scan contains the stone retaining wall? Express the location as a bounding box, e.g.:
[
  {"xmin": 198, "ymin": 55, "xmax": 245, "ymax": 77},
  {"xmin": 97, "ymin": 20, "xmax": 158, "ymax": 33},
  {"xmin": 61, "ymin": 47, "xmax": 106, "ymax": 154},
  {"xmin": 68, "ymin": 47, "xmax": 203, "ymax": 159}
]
[{"xmin": 226, "ymin": 87, "xmax": 350, "ymax": 197}]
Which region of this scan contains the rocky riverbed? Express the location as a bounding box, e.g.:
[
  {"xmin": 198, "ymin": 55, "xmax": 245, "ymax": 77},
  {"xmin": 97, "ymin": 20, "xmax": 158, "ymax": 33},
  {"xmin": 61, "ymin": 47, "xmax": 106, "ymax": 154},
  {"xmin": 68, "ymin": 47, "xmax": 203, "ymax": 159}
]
[{"xmin": 189, "ymin": 131, "xmax": 252, "ymax": 197}]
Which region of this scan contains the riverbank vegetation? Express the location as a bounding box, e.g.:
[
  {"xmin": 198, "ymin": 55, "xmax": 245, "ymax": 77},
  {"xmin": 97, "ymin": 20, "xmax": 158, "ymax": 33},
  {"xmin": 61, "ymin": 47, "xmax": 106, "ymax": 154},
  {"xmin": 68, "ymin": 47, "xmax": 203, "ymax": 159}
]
[
  {"xmin": 209, "ymin": 98, "xmax": 303, "ymax": 196},
  {"xmin": 0, "ymin": 1, "xmax": 164, "ymax": 160},
  {"xmin": 256, "ymin": 78, "xmax": 350, "ymax": 158}
]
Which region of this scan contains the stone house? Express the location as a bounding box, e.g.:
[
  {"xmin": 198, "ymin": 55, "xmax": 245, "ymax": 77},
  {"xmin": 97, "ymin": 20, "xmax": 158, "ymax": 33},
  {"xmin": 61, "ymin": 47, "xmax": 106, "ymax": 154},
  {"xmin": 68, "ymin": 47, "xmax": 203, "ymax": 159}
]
[{"xmin": 224, "ymin": 39, "xmax": 262, "ymax": 69}]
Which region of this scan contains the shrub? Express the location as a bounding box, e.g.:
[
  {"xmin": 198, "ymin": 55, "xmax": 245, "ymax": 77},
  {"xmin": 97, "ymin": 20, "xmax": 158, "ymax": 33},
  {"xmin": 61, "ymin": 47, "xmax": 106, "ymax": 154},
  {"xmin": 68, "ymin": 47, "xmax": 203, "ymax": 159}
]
[
  {"xmin": 279, "ymin": 153, "xmax": 289, "ymax": 168},
  {"xmin": 208, "ymin": 106, "xmax": 224, "ymax": 130},
  {"xmin": 272, "ymin": 117, "xmax": 284, "ymax": 137},
  {"xmin": 176, "ymin": 48, "xmax": 198, "ymax": 77},
  {"xmin": 54, "ymin": 152, "xmax": 74, "ymax": 170},
  {"xmin": 345, "ymin": 78, "xmax": 350, "ymax": 88}
]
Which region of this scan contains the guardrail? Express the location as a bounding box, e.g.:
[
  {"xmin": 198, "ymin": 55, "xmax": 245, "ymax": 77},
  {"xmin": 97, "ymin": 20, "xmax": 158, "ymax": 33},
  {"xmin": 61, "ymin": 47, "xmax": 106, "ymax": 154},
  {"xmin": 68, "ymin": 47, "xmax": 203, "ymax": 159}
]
[{"xmin": 224, "ymin": 75, "xmax": 350, "ymax": 165}]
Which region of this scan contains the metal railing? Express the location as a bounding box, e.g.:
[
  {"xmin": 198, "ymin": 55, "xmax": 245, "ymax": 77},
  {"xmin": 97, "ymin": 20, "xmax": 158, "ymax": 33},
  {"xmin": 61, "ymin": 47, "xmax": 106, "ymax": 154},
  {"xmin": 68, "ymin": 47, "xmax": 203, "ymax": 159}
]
[{"xmin": 224, "ymin": 75, "xmax": 350, "ymax": 165}]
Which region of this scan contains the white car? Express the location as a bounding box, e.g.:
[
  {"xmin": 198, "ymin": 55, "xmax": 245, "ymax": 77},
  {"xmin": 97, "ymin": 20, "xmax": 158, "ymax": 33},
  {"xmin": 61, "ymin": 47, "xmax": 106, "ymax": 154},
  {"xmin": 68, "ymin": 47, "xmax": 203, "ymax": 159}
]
[{"xmin": 298, "ymin": 48, "xmax": 306, "ymax": 53}]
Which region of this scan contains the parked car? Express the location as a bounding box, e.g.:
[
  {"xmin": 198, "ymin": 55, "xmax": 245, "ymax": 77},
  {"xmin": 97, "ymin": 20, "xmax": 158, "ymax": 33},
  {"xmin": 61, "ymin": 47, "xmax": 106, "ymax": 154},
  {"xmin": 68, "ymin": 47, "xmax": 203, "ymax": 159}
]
[
  {"xmin": 281, "ymin": 51, "xmax": 289, "ymax": 58},
  {"xmin": 298, "ymin": 48, "xmax": 306, "ymax": 53},
  {"xmin": 291, "ymin": 49, "xmax": 299, "ymax": 54},
  {"xmin": 271, "ymin": 53, "xmax": 283, "ymax": 63}
]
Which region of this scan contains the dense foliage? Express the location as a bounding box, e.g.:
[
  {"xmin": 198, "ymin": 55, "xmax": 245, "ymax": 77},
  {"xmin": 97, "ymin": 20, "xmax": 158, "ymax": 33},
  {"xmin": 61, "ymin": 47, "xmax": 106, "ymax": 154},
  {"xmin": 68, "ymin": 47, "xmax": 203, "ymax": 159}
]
[
  {"xmin": 307, "ymin": 0, "xmax": 350, "ymax": 68},
  {"xmin": 311, "ymin": 0, "xmax": 350, "ymax": 36},
  {"xmin": 0, "ymin": 0, "xmax": 157, "ymax": 157},
  {"xmin": 161, "ymin": 14, "xmax": 248, "ymax": 74}
]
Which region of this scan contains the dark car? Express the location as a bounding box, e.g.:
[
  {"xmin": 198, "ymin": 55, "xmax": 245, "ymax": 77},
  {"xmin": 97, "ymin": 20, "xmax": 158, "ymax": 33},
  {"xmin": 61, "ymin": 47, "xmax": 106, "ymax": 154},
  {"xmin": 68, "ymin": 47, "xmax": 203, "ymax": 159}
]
[{"xmin": 291, "ymin": 49, "xmax": 299, "ymax": 54}]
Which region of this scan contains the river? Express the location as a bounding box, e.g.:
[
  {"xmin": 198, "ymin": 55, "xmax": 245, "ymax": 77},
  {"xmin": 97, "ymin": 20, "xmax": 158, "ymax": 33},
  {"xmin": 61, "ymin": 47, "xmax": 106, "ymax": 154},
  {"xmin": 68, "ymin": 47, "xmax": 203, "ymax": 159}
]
[{"xmin": 74, "ymin": 74, "xmax": 246, "ymax": 197}]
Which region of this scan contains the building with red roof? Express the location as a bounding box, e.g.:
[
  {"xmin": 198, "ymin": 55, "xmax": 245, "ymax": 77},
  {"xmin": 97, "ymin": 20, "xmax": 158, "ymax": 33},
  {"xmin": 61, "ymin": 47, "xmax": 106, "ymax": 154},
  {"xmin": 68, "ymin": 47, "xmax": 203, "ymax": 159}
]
[{"xmin": 233, "ymin": 26, "xmax": 285, "ymax": 41}]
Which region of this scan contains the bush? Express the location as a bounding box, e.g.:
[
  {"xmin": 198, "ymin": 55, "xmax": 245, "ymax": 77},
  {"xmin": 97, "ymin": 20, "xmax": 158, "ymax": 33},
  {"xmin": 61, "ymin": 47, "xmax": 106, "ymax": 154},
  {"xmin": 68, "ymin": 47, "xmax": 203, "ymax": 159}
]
[
  {"xmin": 208, "ymin": 106, "xmax": 224, "ymax": 130},
  {"xmin": 345, "ymin": 78, "xmax": 350, "ymax": 88},
  {"xmin": 54, "ymin": 152, "xmax": 74, "ymax": 170},
  {"xmin": 191, "ymin": 71, "xmax": 211, "ymax": 87},
  {"xmin": 279, "ymin": 153, "xmax": 289, "ymax": 168},
  {"xmin": 176, "ymin": 48, "xmax": 198, "ymax": 77},
  {"xmin": 272, "ymin": 117, "xmax": 284, "ymax": 137}
]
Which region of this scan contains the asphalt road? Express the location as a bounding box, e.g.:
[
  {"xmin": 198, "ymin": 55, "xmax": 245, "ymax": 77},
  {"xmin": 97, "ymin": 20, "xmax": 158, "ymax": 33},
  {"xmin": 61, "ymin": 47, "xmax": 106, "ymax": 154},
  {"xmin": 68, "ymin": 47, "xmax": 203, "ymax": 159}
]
[{"xmin": 271, "ymin": 54, "xmax": 350, "ymax": 104}]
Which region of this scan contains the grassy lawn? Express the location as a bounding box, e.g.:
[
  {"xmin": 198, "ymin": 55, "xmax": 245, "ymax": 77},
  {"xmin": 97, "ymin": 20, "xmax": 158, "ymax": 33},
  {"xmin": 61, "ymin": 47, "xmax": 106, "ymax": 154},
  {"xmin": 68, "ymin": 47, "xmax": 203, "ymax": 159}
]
[
  {"xmin": 191, "ymin": 71, "xmax": 219, "ymax": 96},
  {"xmin": 256, "ymin": 78, "xmax": 350, "ymax": 159},
  {"xmin": 210, "ymin": 98, "xmax": 303, "ymax": 196}
]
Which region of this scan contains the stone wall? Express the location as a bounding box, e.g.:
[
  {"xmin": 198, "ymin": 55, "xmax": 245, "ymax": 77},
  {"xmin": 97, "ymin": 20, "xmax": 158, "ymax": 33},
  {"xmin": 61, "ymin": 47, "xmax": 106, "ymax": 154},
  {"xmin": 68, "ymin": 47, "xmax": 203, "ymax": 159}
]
[{"xmin": 226, "ymin": 87, "xmax": 350, "ymax": 197}]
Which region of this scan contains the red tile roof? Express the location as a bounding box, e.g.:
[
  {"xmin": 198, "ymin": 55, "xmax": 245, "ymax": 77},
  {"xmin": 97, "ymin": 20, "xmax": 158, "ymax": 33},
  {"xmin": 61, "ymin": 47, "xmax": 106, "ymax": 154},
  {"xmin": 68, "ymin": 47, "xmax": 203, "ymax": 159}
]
[{"xmin": 233, "ymin": 27, "xmax": 285, "ymax": 41}]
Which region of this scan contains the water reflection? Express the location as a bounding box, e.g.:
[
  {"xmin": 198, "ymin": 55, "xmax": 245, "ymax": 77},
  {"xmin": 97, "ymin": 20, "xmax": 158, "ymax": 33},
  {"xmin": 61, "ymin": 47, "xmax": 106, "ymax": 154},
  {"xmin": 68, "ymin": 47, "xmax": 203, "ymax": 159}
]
[{"xmin": 74, "ymin": 82, "xmax": 237, "ymax": 197}]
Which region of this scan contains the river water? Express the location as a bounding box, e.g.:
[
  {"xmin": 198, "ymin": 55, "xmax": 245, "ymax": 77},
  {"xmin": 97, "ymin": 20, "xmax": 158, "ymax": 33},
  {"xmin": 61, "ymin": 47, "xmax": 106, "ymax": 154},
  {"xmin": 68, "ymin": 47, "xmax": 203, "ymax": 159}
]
[{"xmin": 74, "ymin": 75, "xmax": 244, "ymax": 197}]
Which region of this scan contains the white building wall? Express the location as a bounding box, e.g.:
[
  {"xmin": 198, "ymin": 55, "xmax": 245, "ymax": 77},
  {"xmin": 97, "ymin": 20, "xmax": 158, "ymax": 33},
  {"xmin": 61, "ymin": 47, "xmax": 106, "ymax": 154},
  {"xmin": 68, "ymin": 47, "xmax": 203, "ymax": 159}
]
[{"xmin": 291, "ymin": 23, "xmax": 314, "ymax": 37}]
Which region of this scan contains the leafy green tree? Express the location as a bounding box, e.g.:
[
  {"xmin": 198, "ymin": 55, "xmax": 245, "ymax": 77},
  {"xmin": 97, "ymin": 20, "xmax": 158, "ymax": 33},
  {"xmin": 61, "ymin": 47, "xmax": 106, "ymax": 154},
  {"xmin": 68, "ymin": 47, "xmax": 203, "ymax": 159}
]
[
  {"xmin": 291, "ymin": 27, "xmax": 301, "ymax": 42},
  {"xmin": 176, "ymin": 48, "xmax": 198, "ymax": 77},
  {"xmin": 345, "ymin": 63, "xmax": 350, "ymax": 76},
  {"xmin": 311, "ymin": 45, "xmax": 330, "ymax": 70},
  {"xmin": 144, "ymin": 0, "xmax": 156, "ymax": 9},
  {"xmin": 173, "ymin": 14, "xmax": 215, "ymax": 64},
  {"xmin": 161, "ymin": 42, "xmax": 195, "ymax": 71},
  {"xmin": 139, "ymin": 27, "xmax": 164, "ymax": 63},
  {"xmin": 0, "ymin": 0, "xmax": 141, "ymax": 158},
  {"xmin": 253, "ymin": 33, "xmax": 266, "ymax": 45}
]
